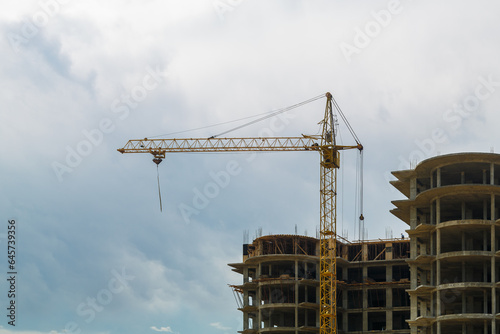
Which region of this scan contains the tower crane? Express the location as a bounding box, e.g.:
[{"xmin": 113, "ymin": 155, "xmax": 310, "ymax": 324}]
[{"xmin": 117, "ymin": 92, "xmax": 362, "ymax": 334}]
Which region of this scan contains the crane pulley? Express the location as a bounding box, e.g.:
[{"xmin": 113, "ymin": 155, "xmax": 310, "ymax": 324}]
[{"xmin": 118, "ymin": 92, "xmax": 362, "ymax": 334}]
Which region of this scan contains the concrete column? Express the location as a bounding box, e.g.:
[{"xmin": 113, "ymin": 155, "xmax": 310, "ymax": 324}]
[
  {"xmin": 411, "ymin": 177, "xmax": 417, "ymax": 200},
  {"xmin": 258, "ymin": 305, "xmax": 262, "ymax": 330},
  {"xmin": 462, "ymin": 291, "xmax": 466, "ymax": 314},
  {"xmin": 431, "ymin": 288, "xmax": 435, "ymax": 315},
  {"xmin": 295, "ymin": 261, "xmax": 298, "ymax": 330},
  {"xmin": 431, "ymin": 261, "xmax": 435, "ymax": 286},
  {"xmin": 462, "ymin": 231, "xmax": 466, "ymax": 251},
  {"xmin": 431, "ymin": 233, "xmax": 436, "ymax": 256},
  {"xmin": 295, "ymin": 307, "xmax": 298, "ymax": 332},
  {"xmin": 484, "ymin": 289, "xmax": 488, "ymax": 314},
  {"xmin": 363, "ymin": 288, "xmax": 368, "ymax": 332},
  {"xmin": 255, "ymin": 266, "xmax": 262, "ymax": 329},
  {"xmin": 462, "ymin": 261, "xmax": 466, "ymax": 282},
  {"xmin": 361, "ymin": 264, "xmax": 368, "ymax": 332},
  {"xmin": 385, "ymin": 264, "xmax": 392, "ymax": 330},
  {"xmin": 386, "ymin": 287, "xmax": 393, "ymax": 330},
  {"xmin": 243, "ymin": 267, "xmax": 249, "ymax": 287},
  {"xmin": 411, "ymin": 236, "xmax": 418, "ymax": 260},
  {"xmin": 492, "ymin": 225, "xmax": 496, "ymax": 282},
  {"xmin": 243, "ymin": 295, "xmax": 249, "ymax": 330},
  {"xmin": 484, "ymin": 230, "xmax": 488, "ymax": 252},
  {"xmin": 411, "ymin": 265, "xmax": 419, "ymax": 323},
  {"xmin": 386, "ymin": 265, "xmax": 393, "ymax": 282},
  {"xmin": 436, "ymin": 227, "xmax": 441, "ymax": 330},
  {"xmin": 304, "ymin": 308, "xmax": 308, "ymax": 331},
  {"xmin": 420, "ymin": 298, "xmax": 426, "ymax": 317},
  {"xmin": 437, "ymin": 168, "xmax": 441, "ymax": 187},
  {"xmin": 491, "ymin": 194, "xmax": 496, "ymax": 221},
  {"xmin": 491, "ymin": 224, "xmax": 496, "ymax": 334},
  {"xmin": 316, "ymin": 283, "xmax": 320, "ymax": 326},
  {"xmin": 431, "ymin": 201, "xmax": 436, "ymax": 225},
  {"xmin": 411, "ymin": 206, "xmax": 418, "ymax": 229},
  {"xmin": 342, "ymin": 289, "xmax": 348, "ymax": 332},
  {"xmin": 411, "ymin": 263, "xmax": 418, "ymax": 290},
  {"xmin": 436, "ymin": 198, "xmax": 441, "ymax": 225},
  {"xmin": 491, "ymin": 163, "xmax": 495, "ymax": 185}
]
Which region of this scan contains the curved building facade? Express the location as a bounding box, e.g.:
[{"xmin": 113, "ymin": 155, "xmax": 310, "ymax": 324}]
[{"xmin": 391, "ymin": 152, "xmax": 500, "ymax": 334}]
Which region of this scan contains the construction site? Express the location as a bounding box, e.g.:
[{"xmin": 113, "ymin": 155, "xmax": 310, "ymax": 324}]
[
  {"xmin": 229, "ymin": 152, "xmax": 500, "ymax": 334},
  {"xmin": 118, "ymin": 94, "xmax": 500, "ymax": 333}
]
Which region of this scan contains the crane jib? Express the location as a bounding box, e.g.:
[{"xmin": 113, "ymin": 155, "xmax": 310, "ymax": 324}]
[{"xmin": 117, "ymin": 137, "xmax": 360, "ymax": 156}]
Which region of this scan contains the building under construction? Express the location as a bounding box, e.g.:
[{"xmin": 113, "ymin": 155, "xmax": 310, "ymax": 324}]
[
  {"xmin": 230, "ymin": 152, "xmax": 500, "ymax": 334},
  {"xmin": 392, "ymin": 152, "xmax": 500, "ymax": 334},
  {"xmin": 229, "ymin": 235, "xmax": 411, "ymax": 333}
]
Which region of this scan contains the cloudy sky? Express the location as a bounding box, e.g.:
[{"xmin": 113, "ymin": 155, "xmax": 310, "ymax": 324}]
[{"xmin": 1, "ymin": 1, "xmax": 500, "ymax": 333}]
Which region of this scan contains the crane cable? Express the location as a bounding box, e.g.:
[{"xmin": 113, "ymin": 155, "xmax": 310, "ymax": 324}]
[
  {"xmin": 359, "ymin": 149, "xmax": 364, "ymax": 240},
  {"xmin": 156, "ymin": 163, "xmax": 163, "ymax": 212},
  {"xmin": 354, "ymin": 152, "xmax": 359, "ymax": 240},
  {"xmin": 152, "ymin": 157, "xmax": 164, "ymax": 211},
  {"xmin": 210, "ymin": 94, "xmax": 325, "ymax": 138},
  {"xmin": 332, "ymin": 97, "xmax": 362, "ymax": 146},
  {"xmin": 333, "ymin": 95, "xmax": 363, "ymax": 240},
  {"xmin": 337, "ymin": 120, "xmax": 345, "ymax": 240}
]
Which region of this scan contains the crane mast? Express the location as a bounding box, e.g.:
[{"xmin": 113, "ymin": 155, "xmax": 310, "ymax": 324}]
[
  {"xmin": 319, "ymin": 92, "xmax": 339, "ymax": 333},
  {"xmin": 118, "ymin": 92, "xmax": 362, "ymax": 334}
]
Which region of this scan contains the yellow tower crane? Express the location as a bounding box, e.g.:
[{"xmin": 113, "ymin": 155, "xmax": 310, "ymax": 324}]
[{"xmin": 117, "ymin": 92, "xmax": 362, "ymax": 334}]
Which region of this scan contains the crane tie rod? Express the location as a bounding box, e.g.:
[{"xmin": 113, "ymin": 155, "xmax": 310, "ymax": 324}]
[{"xmin": 210, "ymin": 93, "xmax": 325, "ymax": 139}]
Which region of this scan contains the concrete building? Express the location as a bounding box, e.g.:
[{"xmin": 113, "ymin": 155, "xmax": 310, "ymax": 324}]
[
  {"xmin": 391, "ymin": 152, "xmax": 500, "ymax": 334},
  {"xmin": 229, "ymin": 234, "xmax": 411, "ymax": 333},
  {"xmin": 230, "ymin": 152, "xmax": 500, "ymax": 334}
]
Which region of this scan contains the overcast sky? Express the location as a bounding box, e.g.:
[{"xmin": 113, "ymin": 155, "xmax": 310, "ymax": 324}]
[{"xmin": 1, "ymin": 1, "xmax": 500, "ymax": 334}]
